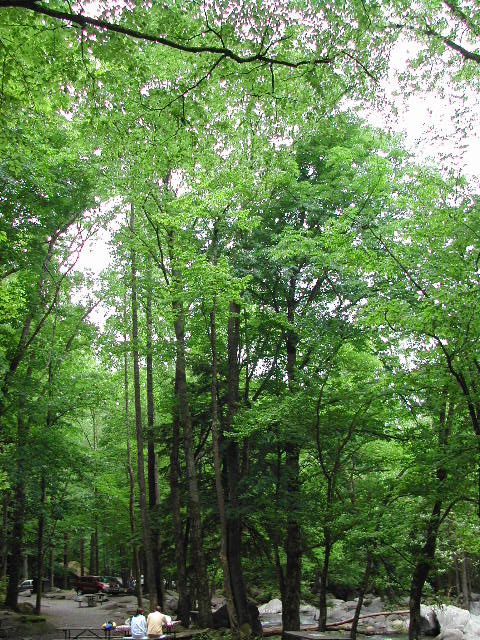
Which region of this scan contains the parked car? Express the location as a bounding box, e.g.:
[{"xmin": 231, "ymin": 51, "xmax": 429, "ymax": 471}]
[
  {"xmin": 18, "ymin": 579, "xmax": 33, "ymax": 593},
  {"xmin": 74, "ymin": 575, "xmax": 120, "ymax": 595},
  {"xmin": 102, "ymin": 575, "xmax": 122, "ymax": 586}
]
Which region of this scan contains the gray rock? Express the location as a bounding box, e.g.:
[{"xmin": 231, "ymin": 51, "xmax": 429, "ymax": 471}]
[
  {"xmin": 436, "ymin": 629, "xmax": 464, "ymax": 640},
  {"xmin": 363, "ymin": 597, "xmax": 384, "ymax": 614},
  {"xmin": 421, "ymin": 604, "xmax": 441, "ymax": 635},
  {"xmin": 258, "ymin": 598, "xmax": 282, "ymax": 614}
]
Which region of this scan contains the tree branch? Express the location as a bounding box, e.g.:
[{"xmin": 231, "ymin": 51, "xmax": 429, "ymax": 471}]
[{"xmin": 0, "ymin": 0, "xmax": 333, "ymax": 69}]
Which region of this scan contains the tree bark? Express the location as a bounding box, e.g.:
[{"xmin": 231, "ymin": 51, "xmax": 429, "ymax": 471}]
[
  {"xmin": 350, "ymin": 549, "xmax": 373, "ymax": 639},
  {"xmin": 123, "ymin": 293, "xmax": 142, "ymax": 607},
  {"xmin": 5, "ymin": 363, "xmax": 32, "ymax": 610},
  {"xmin": 146, "ymin": 287, "xmax": 164, "ymax": 607},
  {"xmin": 170, "ymin": 367, "xmax": 190, "ymax": 626},
  {"xmin": 408, "ymin": 398, "xmax": 453, "ymax": 640},
  {"xmin": 89, "ymin": 532, "xmax": 95, "ymax": 575},
  {"xmin": 318, "ymin": 530, "xmax": 333, "ymax": 631},
  {"xmin": 63, "ymin": 532, "xmax": 69, "ymax": 590},
  {"xmin": 80, "ymin": 537, "xmax": 85, "ymax": 577},
  {"xmin": 49, "ymin": 547, "xmax": 54, "ymax": 589},
  {"xmin": 224, "ymin": 300, "xmax": 253, "ymax": 630},
  {"xmin": 461, "ymin": 554, "xmax": 470, "ymax": 610},
  {"xmin": 210, "ymin": 228, "xmax": 239, "ymax": 636},
  {"xmin": 130, "ymin": 203, "xmax": 158, "ymax": 610},
  {"xmin": 34, "ymin": 474, "xmax": 46, "ymax": 614},
  {"xmin": 168, "ymin": 229, "xmax": 211, "ymax": 627},
  {"xmin": 0, "ymin": 496, "xmax": 8, "ymax": 578},
  {"xmin": 283, "ymin": 280, "xmax": 301, "ymax": 632}
]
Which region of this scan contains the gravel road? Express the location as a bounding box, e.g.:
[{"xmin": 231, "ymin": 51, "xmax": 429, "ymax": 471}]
[{"xmin": 9, "ymin": 591, "xmax": 141, "ymax": 639}]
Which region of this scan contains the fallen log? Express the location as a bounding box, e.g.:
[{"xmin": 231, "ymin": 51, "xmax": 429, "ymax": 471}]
[
  {"xmin": 263, "ymin": 625, "xmax": 317, "ymax": 637},
  {"xmin": 262, "ymin": 610, "xmax": 410, "ymax": 636},
  {"xmin": 326, "ymin": 610, "xmax": 409, "ymax": 628}
]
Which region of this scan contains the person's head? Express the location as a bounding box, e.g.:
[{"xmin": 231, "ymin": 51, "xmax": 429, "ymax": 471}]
[
  {"xmin": 156, "ymin": 606, "xmax": 162, "ymax": 613},
  {"xmin": 136, "ymin": 608, "xmax": 144, "ymax": 615}
]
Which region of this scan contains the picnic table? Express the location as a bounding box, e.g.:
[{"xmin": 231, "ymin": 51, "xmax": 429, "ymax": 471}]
[
  {"xmin": 77, "ymin": 593, "xmax": 108, "ymax": 607},
  {"xmin": 60, "ymin": 627, "xmax": 112, "ymax": 638}
]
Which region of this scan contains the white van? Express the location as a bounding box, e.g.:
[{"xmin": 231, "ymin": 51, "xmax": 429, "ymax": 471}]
[{"xmin": 18, "ymin": 579, "xmax": 33, "ymax": 593}]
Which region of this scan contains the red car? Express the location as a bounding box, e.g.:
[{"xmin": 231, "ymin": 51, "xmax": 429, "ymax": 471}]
[{"xmin": 74, "ymin": 575, "xmax": 120, "ymax": 595}]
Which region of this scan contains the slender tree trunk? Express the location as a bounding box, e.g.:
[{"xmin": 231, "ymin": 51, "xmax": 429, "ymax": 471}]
[
  {"xmin": 210, "ymin": 228, "xmax": 239, "ymax": 637},
  {"xmin": 130, "ymin": 203, "xmax": 158, "ymax": 609},
  {"xmin": 408, "ymin": 398, "xmax": 452, "ymax": 640},
  {"xmin": 63, "ymin": 532, "xmax": 69, "ymax": 589},
  {"xmin": 80, "ymin": 537, "xmax": 85, "ymax": 577},
  {"xmin": 89, "ymin": 532, "xmax": 95, "ymax": 575},
  {"xmin": 283, "ymin": 282, "xmax": 301, "ymax": 631},
  {"xmin": 169, "ymin": 230, "xmax": 212, "ymax": 628},
  {"xmin": 170, "ymin": 368, "xmax": 190, "ymax": 626},
  {"xmin": 0, "ymin": 496, "xmax": 8, "ymax": 578},
  {"xmin": 225, "ymin": 300, "xmax": 252, "ymax": 630},
  {"xmin": 5, "ymin": 363, "xmax": 32, "ymax": 610},
  {"xmin": 146, "ymin": 287, "xmax": 164, "ymax": 607},
  {"xmin": 318, "ymin": 531, "xmax": 333, "ymax": 631},
  {"xmin": 94, "ymin": 527, "xmax": 99, "ymax": 575},
  {"xmin": 35, "ymin": 474, "xmax": 46, "ymax": 614},
  {"xmin": 461, "ymin": 554, "xmax": 470, "ymax": 610},
  {"xmin": 350, "ymin": 549, "xmax": 373, "ymax": 640},
  {"xmin": 173, "ymin": 297, "xmax": 212, "ymax": 627},
  {"xmin": 124, "ymin": 293, "xmax": 142, "ymax": 608},
  {"xmin": 49, "ymin": 547, "xmax": 54, "ymax": 589}
]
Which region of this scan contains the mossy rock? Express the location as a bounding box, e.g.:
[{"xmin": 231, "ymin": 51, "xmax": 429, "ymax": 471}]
[{"xmin": 16, "ymin": 602, "xmax": 35, "ymax": 614}]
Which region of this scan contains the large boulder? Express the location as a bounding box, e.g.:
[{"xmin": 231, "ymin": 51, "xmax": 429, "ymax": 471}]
[
  {"xmin": 423, "ymin": 604, "xmax": 480, "ymax": 640},
  {"xmin": 421, "ymin": 604, "xmax": 441, "ymax": 636},
  {"xmin": 258, "ymin": 599, "xmax": 282, "ymax": 615},
  {"xmin": 212, "ymin": 601, "xmax": 263, "ymax": 636},
  {"xmin": 363, "ymin": 597, "xmax": 384, "ymax": 614}
]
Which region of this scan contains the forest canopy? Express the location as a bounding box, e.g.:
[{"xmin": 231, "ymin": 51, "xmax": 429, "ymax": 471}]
[{"xmin": 0, "ymin": 1, "xmax": 479, "ymax": 640}]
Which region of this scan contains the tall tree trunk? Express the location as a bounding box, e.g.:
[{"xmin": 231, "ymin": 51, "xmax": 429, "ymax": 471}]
[
  {"xmin": 318, "ymin": 530, "xmax": 333, "ymax": 631},
  {"xmin": 5, "ymin": 363, "xmax": 32, "ymax": 610},
  {"xmin": 170, "ymin": 368, "xmax": 190, "ymax": 626},
  {"xmin": 49, "ymin": 547, "xmax": 54, "ymax": 589},
  {"xmin": 225, "ymin": 300, "xmax": 252, "ymax": 630},
  {"xmin": 350, "ymin": 549, "xmax": 373, "ymax": 640},
  {"xmin": 63, "ymin": 532, "xmax": 69, "ymax": 589},
  {"xmin": 169, "ymin": 230, "xmax": 212, "ymax": 628},
  {"xmin": 146, "ymin": 287, "xmax": 164, "ymax": 607},
  {"xmin": 210, "ymin": 228, "xmax": 239, "ymax": 637},
  {"xmin": 461, "ymin": 554, "xmax": 470, "ymax": 610},
  {"xmin": 94, "ymin": 527, "xmax": 99, "ymax": 575},
  {"xmin": 124, "ymin": 293, "xmax": 142, "ymax": 608},
  {"xmin": 283, "ymin": 280, "xmax": 301, "ymax": 631},
  {"xmin": 1, "ymin": 496, "xmax": 8, "ymax": 578},
  {"xmin": 130, "ymin": 203, "xmax": 158, "ymax": 610},
  {"xmin": 89, "ymin": 532, "xmax": 95, "ymax": 575},
  {"xmin": 173, "ymin": 297, "xmax": 212, "ymax": 627},
  {"xmin": 35, "ymin": 474, "xmax": 46, "ymax": 614},
  {"xmin": 408, "ymin": 398, "xmax": 453, "ymax": 640},
  {"xmin": 80, "ymin": 537, "xmax": 85, "ymax": 577}
]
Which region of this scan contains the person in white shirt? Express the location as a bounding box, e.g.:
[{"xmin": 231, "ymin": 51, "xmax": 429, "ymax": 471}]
[{"xmin": 130, "ymin": 608, "xmax": 148, "ymax": 639}]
